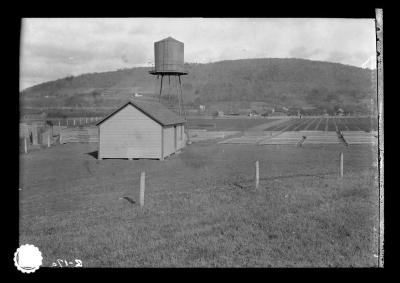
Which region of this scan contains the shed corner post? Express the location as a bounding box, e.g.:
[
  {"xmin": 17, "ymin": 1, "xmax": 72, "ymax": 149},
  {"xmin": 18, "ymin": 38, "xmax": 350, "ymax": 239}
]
[
  {"xmin": 160, "ymin": 126, "xmax": 164, "ymax": 160},
  {"xmin": 97, "ymin": 125, "xmax": 102, "ymax": 160},
  {"xmin": 174, "ymin": 125, "xmax": 177, "ymax": 152}
]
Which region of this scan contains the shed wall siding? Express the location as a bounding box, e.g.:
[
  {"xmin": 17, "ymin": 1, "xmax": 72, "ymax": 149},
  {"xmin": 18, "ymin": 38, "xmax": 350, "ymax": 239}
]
[
  {"xmin": 163, "ymin": 126, "xmax": 175, "ymax": 157},
  {"xmin": 177, "ymin": 124, "xmax": 185, "ymax": 150},
  {"xmin": 99, "ymin": 105, "xmax": 161, "ymax": 159}
]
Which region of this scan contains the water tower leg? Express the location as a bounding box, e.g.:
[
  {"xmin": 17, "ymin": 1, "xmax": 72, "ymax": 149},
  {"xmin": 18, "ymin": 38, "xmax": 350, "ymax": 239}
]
[
  {"xmin": 159, "ymin": 75, "xmax": 164, "ymax": 102},
  {"xmin": 178, "ymin": 76, "xmax": 186, "ymax": 120},
  {"xmin": 175, "ymin": 76, "xmax": 182, "ymax": 116},
  {"xmin": 168, "ymin": 75, "xmax": 171, "ymax": 104},
  {"xmin": 178, "ymin": 76, "xmax": 190, "ymax": 144}
]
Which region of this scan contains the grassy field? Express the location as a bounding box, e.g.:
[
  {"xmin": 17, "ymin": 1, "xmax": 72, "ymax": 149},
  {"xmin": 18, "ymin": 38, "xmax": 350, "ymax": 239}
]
[{"xmin": 19, "ymin": 141, "xmax": 379, "ymax": 267}]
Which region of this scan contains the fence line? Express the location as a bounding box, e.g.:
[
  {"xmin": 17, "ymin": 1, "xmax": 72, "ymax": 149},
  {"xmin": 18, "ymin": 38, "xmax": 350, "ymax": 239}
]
[
  {"xmin": 22, "ymin": 168, "xmax": 355, "ymax": 204},
  {"xmin": 45, "ymin": 117, "xmax": 103, "ymax": 127}
]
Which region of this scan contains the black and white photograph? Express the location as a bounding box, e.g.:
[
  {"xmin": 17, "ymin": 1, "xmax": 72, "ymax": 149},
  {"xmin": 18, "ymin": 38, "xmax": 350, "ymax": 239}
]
[{"xmin": 17, "ymin": 15, "xmax": 383, "ymax": 268}]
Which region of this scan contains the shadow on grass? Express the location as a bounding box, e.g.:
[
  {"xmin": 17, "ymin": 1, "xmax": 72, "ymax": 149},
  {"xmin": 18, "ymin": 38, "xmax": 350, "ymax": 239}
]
[
  {"xmin": 122, "ymin": 196, "xmax": 135, "ymax": 204},
  {"xmin": 87, "ymin": 150, "xmax": 98, "ymax": 159}
]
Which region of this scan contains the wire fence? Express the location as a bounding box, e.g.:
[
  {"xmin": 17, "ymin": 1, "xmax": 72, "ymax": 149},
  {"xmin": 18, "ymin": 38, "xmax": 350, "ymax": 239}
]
[{"xmin": 46, "ymin": 117, "xmax": 103, "ymax": 127}]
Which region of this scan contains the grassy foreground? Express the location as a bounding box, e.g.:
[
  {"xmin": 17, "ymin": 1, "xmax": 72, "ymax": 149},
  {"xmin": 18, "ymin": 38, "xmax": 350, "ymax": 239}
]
[{"xmin": 19, "ymin": 142, "xmax": 379, "ymax": 267}]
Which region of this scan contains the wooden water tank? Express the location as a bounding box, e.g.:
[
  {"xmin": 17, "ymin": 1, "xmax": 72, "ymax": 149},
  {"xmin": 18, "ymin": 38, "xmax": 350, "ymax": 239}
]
[{"xmin": 154, "ymin": 37, "xmax": 185, "ymax": 74}]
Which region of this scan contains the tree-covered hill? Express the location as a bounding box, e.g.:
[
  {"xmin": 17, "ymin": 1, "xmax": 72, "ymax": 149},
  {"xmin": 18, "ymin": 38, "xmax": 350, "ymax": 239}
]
[{"xmin": 21, "ymin": 58, "xmax": 377, "ymax": 114}]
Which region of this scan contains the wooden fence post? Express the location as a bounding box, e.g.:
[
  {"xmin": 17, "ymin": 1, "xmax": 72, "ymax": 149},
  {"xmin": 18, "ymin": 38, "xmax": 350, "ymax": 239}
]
[
  {"xmin": 58, "ymin": 121, "xmax": 60, "ymax": 127},
  {"xmin": 339, "ymin": 152, "xmax": 343, "ymax": 178},
  {"xmin": 24, "ymin": 137, "xmax": 27, "ymax": 154},
  {"xmin": 47, "ymin": 133, "xmax": 50, "ymax": 148},
  {"xmin": 255, "ymin": 161, "xmax": 259, "ymax": 189},
  {"xmin": 60, "ymin": 130, "xmax": 62, "ymax": 144},
  {"xmin": 73, "ymin": 119, "xmax": 75, "ymax": 126},
  {"xmin": 140, "ymin": 172, "xmax": 145, "ymax": 207}
]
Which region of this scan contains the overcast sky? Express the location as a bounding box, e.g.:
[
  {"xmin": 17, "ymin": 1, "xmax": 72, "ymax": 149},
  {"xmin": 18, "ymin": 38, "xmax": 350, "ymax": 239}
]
[{"xmin": 20, "ymin": 18, "xmax": 377, "ymax": 91}]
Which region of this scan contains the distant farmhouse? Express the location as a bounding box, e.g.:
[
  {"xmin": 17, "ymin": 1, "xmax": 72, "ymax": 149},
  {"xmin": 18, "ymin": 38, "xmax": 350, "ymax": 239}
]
[
  {"xmin": 96, "ymin": 99, "xmax": 186, "ymax": 160},
  {"xmin": 248, "ymin": 109, "xmax": 259, "ymax": 117},
  {"xmin": 336, "ymin": 108, "xmax": 345, "ymax": 116}
]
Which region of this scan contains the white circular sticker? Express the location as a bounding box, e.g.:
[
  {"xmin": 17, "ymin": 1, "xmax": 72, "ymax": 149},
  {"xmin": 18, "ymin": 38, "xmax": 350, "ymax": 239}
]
[{"xmin": 14, "ymin": 244, "xmax": 43, "ymax": 273}]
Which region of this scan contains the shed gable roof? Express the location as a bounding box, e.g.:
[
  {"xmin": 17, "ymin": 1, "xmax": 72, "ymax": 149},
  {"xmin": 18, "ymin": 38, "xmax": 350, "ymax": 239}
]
[{"xmin": 96, "ymin": 99, "xmax": 186, "ymax": 127}]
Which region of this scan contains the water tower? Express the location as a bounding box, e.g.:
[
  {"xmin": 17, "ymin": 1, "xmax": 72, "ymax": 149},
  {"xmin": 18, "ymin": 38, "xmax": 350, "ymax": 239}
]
[{"xmin": 149, "ymin": 37, "xmax": 188, "ymax": 118}]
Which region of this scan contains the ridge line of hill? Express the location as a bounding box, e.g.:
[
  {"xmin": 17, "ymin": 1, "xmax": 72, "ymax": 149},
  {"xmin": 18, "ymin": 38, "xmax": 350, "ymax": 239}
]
[{"xmin": 21, "ymin": 58, "xmax": 377, "ymax": 116}]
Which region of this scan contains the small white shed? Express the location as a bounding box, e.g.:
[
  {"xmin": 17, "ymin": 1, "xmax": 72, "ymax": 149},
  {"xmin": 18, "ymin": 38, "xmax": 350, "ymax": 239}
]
[{"xmin": 96, "ymin": 99, "xmax": 186, "ymax": 160}]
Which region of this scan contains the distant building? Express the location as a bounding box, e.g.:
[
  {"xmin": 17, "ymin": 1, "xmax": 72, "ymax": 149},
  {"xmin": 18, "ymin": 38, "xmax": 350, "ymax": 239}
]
[
  {"xmin": 336, "ymin": 108, "xmax": 344, "ymax": 116},
  {"xmin": 218, "ymin": 111, "xmax": 224, "ymax": 117},
  {"xmin": 96, "ymin": 99, "xmax": 186, "ymax": 160},
  {"xmin": 260, "ymin": 107, "xmax": 274, "ymax": 116},
  {"xmin": 248, "ymin": 110, "xmax": 259, "ymax": 117},
  {"xmin": 199, "ymin": 105, "xmax": 206, "ymax": 111}
]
